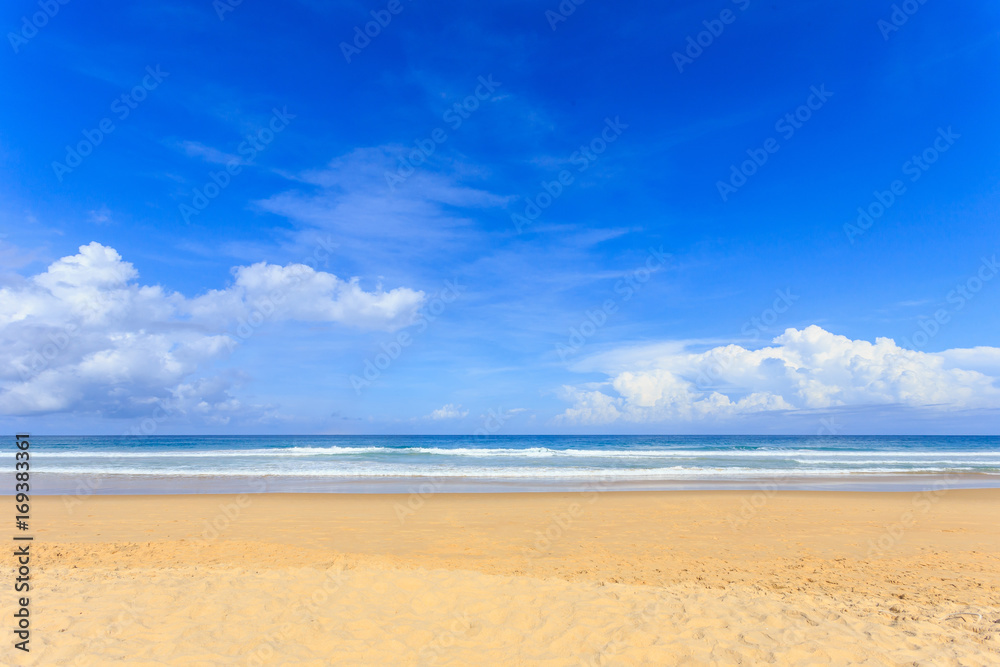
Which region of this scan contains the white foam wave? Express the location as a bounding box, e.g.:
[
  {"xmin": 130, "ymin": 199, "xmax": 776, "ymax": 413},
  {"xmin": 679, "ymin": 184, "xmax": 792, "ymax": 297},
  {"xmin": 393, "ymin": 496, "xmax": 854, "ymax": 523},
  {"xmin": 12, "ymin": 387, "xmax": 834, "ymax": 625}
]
[{"xmin": 29, "ymin": 465, "xmax": 1000, "ymax": 479}]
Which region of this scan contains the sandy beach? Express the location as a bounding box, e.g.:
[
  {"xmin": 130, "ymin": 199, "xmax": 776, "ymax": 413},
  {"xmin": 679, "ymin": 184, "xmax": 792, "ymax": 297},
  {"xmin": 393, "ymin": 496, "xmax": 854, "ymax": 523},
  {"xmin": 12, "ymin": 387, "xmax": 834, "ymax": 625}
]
[{"xmin": 9, "ymin": 488, "xmax": 1000, "ymax": 665}]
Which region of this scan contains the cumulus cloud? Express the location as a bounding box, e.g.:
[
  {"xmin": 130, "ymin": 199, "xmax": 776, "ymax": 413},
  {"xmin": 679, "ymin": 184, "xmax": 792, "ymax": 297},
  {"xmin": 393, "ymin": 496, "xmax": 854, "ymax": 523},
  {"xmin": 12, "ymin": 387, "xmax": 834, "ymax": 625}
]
[
  {"xmin": 428, "ymin": 403, "xmax": 469, "ymax": 420},
  {"xmin": 557, "ymin": 325, "xmax": 1000, "ymax": 424},
  {"xmin": 188, "ymin": 261, "xmax": 424, "ymax": 331},
  {"xmin": 0, "ymin": 242, "xmax": 424, "ymax": 417}
]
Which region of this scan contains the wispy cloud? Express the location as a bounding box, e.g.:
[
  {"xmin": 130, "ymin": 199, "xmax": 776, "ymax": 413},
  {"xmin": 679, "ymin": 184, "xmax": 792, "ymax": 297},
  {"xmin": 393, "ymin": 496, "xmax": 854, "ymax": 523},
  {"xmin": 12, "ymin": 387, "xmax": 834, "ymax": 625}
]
[
  {"xmin": 176, "ymin": 140, "xmax": 243, "ymax": 165},
  {"xmin": 87, "ymin": 206, "xmax": 113, "ymax": 225}
]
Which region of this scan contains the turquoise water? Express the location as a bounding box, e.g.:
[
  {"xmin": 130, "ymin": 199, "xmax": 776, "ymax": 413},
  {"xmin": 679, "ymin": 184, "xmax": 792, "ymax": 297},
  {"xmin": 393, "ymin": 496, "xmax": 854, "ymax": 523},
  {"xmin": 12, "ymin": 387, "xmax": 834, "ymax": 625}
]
[{"xmin": 24, "ymin": 434, "xmax": 1000, "ymax": 493}]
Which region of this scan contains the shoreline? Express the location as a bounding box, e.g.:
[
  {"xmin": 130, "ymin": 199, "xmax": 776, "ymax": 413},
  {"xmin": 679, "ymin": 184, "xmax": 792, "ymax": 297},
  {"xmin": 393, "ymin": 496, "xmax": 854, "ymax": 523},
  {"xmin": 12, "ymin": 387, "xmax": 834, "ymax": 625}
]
[{"xmin": 26, "ymin": 470, "xmax": 1000, "ymax": 495}]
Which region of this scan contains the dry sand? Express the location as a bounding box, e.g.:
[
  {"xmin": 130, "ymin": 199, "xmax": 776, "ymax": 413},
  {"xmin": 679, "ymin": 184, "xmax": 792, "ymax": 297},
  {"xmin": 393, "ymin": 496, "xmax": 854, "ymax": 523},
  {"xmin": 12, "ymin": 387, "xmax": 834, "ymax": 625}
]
[{"xmin": 5, "ymin": 488, "xmax": 999, "ymax": 665}]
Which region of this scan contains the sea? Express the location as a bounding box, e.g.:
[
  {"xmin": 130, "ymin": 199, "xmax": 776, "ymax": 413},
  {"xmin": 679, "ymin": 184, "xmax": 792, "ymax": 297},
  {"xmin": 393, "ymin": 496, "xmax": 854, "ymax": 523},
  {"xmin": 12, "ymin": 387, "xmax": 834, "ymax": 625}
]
[{"xmin": 22, "ymin": 434, "xmax": 1000, "ymax": 494}]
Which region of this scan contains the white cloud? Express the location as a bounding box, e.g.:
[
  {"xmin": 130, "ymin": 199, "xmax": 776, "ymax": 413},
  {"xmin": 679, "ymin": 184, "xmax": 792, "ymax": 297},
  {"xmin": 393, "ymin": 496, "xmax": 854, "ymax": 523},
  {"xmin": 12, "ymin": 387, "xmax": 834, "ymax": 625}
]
[
  {"xmin": 428, "ymin": 403, "xmax": 469, "ymax": 420},
  {"xmin": 0, "ymin": 242, "xmax": 424, "ymax": 418},
  {"xmin": 557, "ymin": 325, "xmax": 1000, "ymax": 425},
  {"xmin": 188, "ymin": 261, "xmax": 424, "ymax": 331}
]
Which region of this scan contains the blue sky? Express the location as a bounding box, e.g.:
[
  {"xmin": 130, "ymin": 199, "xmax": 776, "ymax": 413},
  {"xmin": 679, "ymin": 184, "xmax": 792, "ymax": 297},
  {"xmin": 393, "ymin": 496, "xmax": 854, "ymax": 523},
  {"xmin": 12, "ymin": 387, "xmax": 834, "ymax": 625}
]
[{"xmin": 1, "ymin": 0, "xmax": 999, "ymax": 435}]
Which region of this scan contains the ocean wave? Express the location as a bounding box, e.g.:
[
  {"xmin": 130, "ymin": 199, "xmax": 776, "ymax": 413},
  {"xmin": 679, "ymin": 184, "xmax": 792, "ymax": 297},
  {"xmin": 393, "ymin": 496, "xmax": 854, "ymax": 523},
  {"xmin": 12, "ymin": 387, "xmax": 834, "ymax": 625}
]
[
  {"xmin": 34, "ymin": 446, "xmax": 391, "ymax": 458},
  {"xmin": 34, "ymin": 446, "xmax": 687, "ymax": 458},
  {"xmin": 28, "ymin": 465, "xmax": 1000, "ymax": 478},
  {"xmin": 34, "ymin": 446, "xmax": 1000, "ymax": 461}
]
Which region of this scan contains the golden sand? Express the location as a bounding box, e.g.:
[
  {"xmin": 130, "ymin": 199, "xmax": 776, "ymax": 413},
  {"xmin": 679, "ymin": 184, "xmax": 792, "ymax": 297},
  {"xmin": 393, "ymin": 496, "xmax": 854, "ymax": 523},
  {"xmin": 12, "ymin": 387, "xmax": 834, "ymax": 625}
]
[{"xmin": 6, "ymin": 488, "xmax": 999, "ymax": 665}]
